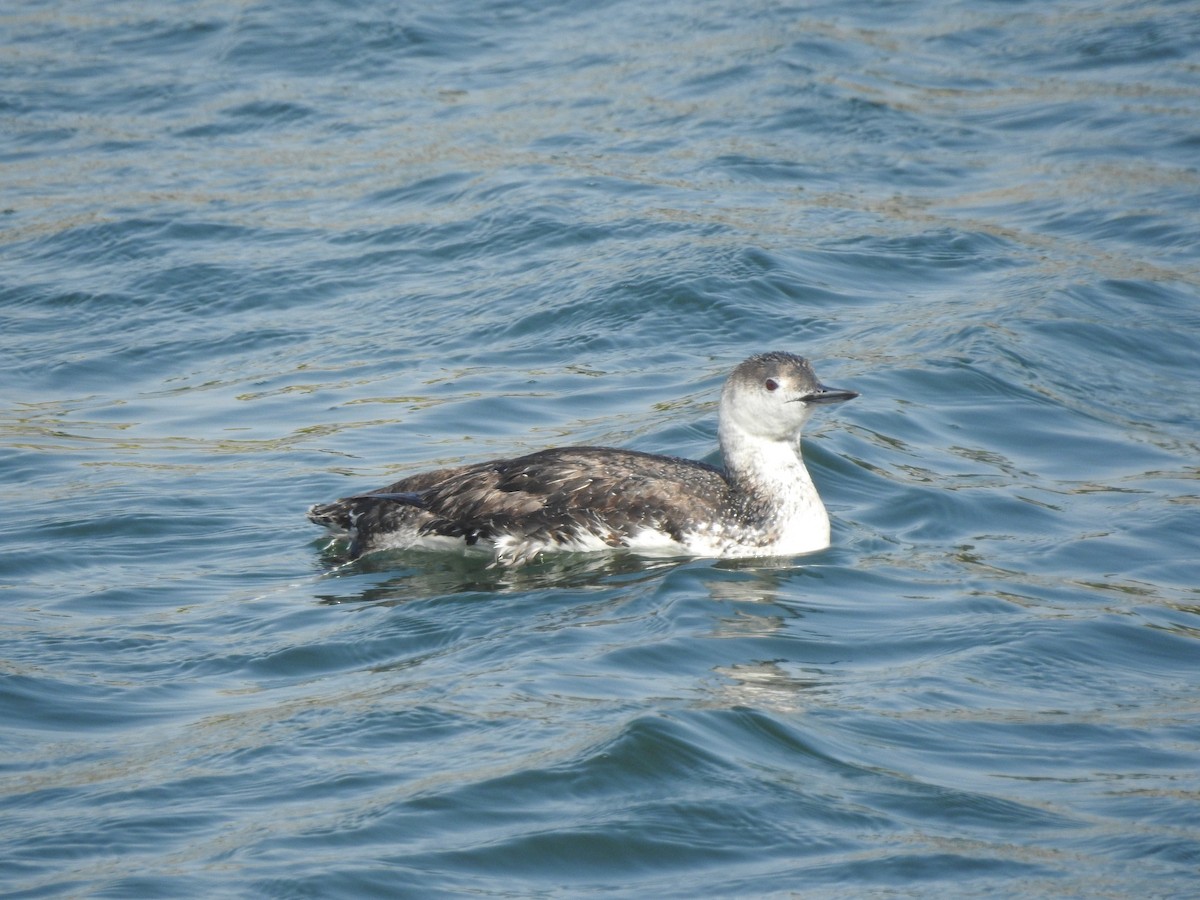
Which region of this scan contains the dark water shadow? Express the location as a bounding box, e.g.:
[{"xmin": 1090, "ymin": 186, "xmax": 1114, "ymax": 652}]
[
  {"xmin": 304, "ymin": 532, "xmax": 843, "ymax": 608},
  {"xmin": 310, "ymin": 537, "xmax": 689, "ymax": 606}
]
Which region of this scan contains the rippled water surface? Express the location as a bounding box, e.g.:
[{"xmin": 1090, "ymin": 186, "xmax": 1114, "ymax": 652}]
[{"xmin": 3, "ymin": 0, "xmax": 1200, "ymax": 896}]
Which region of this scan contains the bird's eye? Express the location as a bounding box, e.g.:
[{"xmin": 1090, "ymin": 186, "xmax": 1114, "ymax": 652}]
[{"xmin": 764, "ymin": 378, "xmax": 779, "ymax": 392}]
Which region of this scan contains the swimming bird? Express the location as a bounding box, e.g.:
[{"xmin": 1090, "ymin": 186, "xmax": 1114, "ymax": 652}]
[{"xmin": 308, "ymin": 351, "xmax": 857, "ymax": 566}]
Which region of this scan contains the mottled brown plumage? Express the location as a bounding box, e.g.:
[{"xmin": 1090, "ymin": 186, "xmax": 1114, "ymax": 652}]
[
  {"xmin": 309, "ymin": 352, "xmax": 856, "ymax": 565},
  {"xmin": 309, "ymin": 447, "xmax": 736, "ymax": 562}
]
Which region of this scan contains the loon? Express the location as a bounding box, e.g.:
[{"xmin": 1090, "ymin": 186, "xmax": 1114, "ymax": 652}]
[{"xmin": 309, "ymin": 351, "xmax": 857, "ymax": 566}]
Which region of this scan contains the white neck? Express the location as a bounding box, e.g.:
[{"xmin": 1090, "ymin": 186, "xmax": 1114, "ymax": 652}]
[{"xmin": 718, "ymin": 420, "xmax": 831, "ymax": 553}]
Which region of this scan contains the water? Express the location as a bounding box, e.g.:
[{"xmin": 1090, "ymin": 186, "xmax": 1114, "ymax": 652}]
[{"xmin": 3, "ymin": 0, "xmax": 1199, "ymax": 895}]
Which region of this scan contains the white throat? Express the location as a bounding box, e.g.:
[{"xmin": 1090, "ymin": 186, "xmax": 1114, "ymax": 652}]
[{"xmin": 717, "ymin": 416, "xmax": 832, "ymax": 553}]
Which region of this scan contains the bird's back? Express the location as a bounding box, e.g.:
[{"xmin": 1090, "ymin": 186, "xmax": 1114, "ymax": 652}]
[{"xmin": 308, "ymin": 446, "xmax": 732, "ymax": 562}]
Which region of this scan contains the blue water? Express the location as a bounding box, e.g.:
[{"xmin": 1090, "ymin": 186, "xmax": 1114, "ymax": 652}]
[{"xmin": 3, "ymin": 0, "xmax": 1199, "ymax": 896}]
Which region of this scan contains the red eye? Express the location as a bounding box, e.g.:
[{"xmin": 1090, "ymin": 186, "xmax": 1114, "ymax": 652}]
[{"xmin": 764, "ymin": 378, "xmax": 779, "ymax": 392}]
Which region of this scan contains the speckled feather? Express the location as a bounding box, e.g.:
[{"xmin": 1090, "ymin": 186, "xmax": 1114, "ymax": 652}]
[
  {"xmin": 308, "ymin": 447, "xmax": 739, "ymax": 561},
  {"xmin": 309, "ymin": 352, "xmax": 857, "ymax": 565}
]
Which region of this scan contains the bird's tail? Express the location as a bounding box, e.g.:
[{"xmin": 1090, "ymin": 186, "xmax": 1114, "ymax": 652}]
[{"xmin": 308, "ymin": 491, "xmax": 426, "ymax": 529}]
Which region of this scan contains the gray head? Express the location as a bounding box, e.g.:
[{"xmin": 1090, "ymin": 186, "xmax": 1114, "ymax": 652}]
[{"xmin": 720, "ymin": 351, "xmax": 857, "ymax": 442}]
